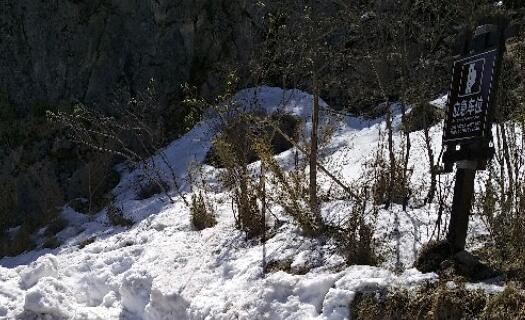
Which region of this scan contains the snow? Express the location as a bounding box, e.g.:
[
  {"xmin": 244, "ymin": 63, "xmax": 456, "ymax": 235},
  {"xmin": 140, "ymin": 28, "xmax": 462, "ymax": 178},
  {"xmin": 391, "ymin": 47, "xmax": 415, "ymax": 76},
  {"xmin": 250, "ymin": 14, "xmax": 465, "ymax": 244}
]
[
  {"xmin": 20, "ymin": 255, "xmax": 59, "ymax": 290},
  {"xmin": 430, "ymin": 94, "xmax": 448, "ymax": 109},
  {"xmin": 120, "ymin": 270, "xmax": 154, "ymax": 318},
  {"xmin": 24, "ymin": 277, "xmax": 75, "ymax": 318},
  {"xmin": 0, "ymin": 86, "xmax": 498, "ymax": 319}
]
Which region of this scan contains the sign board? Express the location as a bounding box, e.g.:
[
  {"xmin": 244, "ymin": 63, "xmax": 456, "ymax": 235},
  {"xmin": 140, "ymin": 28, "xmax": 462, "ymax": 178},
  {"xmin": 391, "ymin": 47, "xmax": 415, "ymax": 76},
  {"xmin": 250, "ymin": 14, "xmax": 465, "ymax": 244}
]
[{"xmin": 443, "ymin": 49, "xmax": 499, "ymax": 143}]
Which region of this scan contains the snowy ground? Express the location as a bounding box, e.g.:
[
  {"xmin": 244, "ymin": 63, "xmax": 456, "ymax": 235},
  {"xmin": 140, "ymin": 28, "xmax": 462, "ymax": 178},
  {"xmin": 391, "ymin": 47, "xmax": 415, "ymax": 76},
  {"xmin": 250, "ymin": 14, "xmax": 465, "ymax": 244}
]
[{"xmin": 0, "ymin": 87, "xmax": 501, "ymax": 319}]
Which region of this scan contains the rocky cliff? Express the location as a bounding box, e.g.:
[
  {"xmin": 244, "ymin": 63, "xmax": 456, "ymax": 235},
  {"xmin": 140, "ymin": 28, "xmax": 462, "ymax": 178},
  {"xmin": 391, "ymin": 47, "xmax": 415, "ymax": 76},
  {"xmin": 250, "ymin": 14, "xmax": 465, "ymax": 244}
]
[{"xmin": 0, "ymin": 0, "xmax": 261, "ymax": 110}]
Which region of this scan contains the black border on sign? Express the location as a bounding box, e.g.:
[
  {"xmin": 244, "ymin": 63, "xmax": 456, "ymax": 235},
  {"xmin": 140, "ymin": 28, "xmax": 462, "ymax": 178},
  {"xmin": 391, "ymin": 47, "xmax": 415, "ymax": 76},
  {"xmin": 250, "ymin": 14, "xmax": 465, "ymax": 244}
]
[{"xmin": 443, "ymin": 48, "xmax": 498, "ymax": 144}]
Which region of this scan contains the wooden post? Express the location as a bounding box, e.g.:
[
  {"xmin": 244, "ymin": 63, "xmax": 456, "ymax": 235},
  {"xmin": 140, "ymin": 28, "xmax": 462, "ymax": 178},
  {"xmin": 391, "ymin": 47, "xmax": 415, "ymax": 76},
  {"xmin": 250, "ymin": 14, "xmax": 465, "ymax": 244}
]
[{"xmin": 446, "ymin": 161, "xmax": 476, "ymax": 251}]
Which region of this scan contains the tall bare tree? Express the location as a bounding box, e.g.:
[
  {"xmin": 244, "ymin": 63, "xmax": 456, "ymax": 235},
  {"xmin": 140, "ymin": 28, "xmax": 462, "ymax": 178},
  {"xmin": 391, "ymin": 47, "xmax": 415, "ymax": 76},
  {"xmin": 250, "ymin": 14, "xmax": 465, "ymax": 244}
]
[{"xmin": 254, "ymin": 0, "xmax": 354, "ymax": 226}]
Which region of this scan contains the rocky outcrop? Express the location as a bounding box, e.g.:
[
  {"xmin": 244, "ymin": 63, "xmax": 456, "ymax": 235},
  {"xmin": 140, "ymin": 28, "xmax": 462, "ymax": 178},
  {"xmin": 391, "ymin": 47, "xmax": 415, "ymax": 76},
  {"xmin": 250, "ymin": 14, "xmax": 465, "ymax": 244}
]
[{"xmin": 0, "ymin": 0, "xmax": 261, "ymax": 109}]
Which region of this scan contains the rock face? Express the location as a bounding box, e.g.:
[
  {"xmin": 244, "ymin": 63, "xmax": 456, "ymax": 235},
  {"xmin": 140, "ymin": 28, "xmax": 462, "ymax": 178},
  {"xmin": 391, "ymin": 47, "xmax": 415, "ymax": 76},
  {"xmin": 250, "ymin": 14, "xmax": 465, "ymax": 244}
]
[{"xmin": 0, "ymin": 0, "xmax": 261, "ymax": 109}]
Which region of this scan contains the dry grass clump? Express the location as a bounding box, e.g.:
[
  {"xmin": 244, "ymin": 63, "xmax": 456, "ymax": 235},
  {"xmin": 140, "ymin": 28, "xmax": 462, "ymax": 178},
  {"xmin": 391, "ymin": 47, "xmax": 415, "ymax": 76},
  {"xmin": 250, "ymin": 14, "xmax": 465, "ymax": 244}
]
[
  {"xmin": 263, "ymin": 259, "xmax": 294, "ymax": 274},
  {"xmin": 369, "ymin": 154, "xmax": 411, "ymax": 207},
  {"xmin": 339, "ymin": 215, "xmax": 380, "ymax": 266},
  {"xmin": 78, "ymin": 236, "xmax": 96, "ymax": 249},
  {"xmin": 190, "ymin": 191, "xmax": 217, "ymax": 230},
  {"xmin": 351, "ymin": 282, "xmax": 525, "ymax": 320},
  {"xmin": 216, "ymin": 136, "xmax": 263, "ymax": 237},
  {"xmin": 337, "ymin": 189, "xmax": 381, "ymax": 266},
  {"xmin": 212, "ymin": 113, "xmax": 265, "ymax": 238},
  {"xmin": 483, "ymin": 286, "xmax": 525, "ymax": 320},
  {"xmin": 414, "ymin": 240, "xmax": 454, "ymax": 273}
]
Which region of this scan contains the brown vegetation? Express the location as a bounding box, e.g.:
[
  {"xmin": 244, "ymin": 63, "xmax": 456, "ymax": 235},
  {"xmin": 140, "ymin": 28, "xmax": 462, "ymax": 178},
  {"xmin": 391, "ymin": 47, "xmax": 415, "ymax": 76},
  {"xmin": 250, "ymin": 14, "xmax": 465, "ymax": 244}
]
[
  {"xmin": 190, "ymin": 191, "xmax": 217, "ymax": 231},
  {"xmin": 352, "ymin": 282, "xmax": 525, "ymax": 320}
]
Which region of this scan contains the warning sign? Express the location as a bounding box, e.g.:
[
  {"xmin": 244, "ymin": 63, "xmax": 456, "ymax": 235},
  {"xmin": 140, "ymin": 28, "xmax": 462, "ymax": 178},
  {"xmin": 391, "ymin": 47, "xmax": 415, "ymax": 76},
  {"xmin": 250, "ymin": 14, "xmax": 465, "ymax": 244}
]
[{"xmin": 443, "ymin": 49, "xmax": 499, "ymax": 143}]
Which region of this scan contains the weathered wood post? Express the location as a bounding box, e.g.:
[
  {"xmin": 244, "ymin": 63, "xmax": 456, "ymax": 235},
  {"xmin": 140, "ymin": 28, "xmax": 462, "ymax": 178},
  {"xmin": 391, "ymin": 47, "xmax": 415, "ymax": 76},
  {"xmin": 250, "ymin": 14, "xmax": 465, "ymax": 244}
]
[{"xmin": 441, "ymin": 23, "xmax": 506, "ymax": 252}]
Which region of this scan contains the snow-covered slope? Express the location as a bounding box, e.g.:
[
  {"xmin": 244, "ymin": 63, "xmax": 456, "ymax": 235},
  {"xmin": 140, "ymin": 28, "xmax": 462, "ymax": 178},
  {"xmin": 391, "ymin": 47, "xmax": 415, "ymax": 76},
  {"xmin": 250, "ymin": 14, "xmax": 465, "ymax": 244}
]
[{"xmin": 0, "ymin": 87, "xmax": 496, "ymax": 319}]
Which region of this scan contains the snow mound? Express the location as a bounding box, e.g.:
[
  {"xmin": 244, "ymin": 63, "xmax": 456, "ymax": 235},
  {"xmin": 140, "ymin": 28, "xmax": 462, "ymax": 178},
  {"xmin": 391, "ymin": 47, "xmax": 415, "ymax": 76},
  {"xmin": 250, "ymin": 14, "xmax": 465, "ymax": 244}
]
[
  {"xmin": 144, "ymin": 286, "xmax": 190, "ymax": 320},
  {"xmin": 119, "ymin": 270, "xmax": 153, "ymax": 318},
  {"xmin": 20, "ymin": 255, "xmax": 59, "ymax": 289},
  {"xmin": 24, "ymin": 277, "xmax": 75, "ymax": 318}
]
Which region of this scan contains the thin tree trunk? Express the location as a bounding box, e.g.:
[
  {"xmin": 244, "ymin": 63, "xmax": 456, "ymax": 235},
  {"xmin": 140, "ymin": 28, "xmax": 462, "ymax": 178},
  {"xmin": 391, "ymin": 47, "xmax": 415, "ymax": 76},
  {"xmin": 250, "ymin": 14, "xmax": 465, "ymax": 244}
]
[
  {"xmin": 310, "ymin": 84, "xmax": 319, "ymax": 214},
  {"xmin": 501, "ymin": 123, "xmax": 514, "ymax": 211},
  {"xmin": 424, "ymin": 126, "xmax": 436, "ymax": 204},
  {"xmin": 260, "ymin": 163, "xmax": 266, "ymax": 276},
  {"xmin": 496, "ymin": 125, "xmax": 506, "ymax": 205},
  {"xmin": 385, "ymin": 104, "xmax": 395, "ymax": 209},
  {"xmin": 88, "ymin": 163, "xmax": 93, "ymax": 215},
  {"xmin": 401, "ymin": 104, "xmax": 410, "ymax": 211}
]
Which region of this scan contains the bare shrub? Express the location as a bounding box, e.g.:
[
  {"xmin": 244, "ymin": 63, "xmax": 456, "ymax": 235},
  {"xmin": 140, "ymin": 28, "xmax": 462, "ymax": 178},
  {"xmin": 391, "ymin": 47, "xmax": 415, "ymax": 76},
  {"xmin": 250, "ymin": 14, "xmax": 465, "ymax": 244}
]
[
  {"xmin": 11, "ymin": 227, "xmax": 37, "ymax": 256},
  {"xmin": 205, "ymin": 112, "xmax": 300, "ymax": 167},
  {"xmin": 45, "ymin": 217, "xmax": 68, "ymax": 237},
  {"xmin": 43, "ymin": 235, "xmax": 61, "ymax": 249},
  {"xmin": 211, "ymin": 112, "xmax": 265, "ymax": 238},
  {"xmin": 136, "ymin": 177, "xmax": 170, "ymax": 200},
  {"xmin": 215, "ymin": 142, "xmax": 264, "ymax": 238},
  {"xmin": 365, "ymin": 135, "xmax": 412, "ymax": 208},
  {"xmin": 75, "ymin": 155, "xmax": 118, "ymax": 214},
  {"xmin": 0, "ymin": 227, "xmax": 36, "ymax": 257},
  {"xmin": 402, "ymin": 103, "xmax": 444, "ymax": 133},
  {"xmin": 476, "ymin": 125, "xmax": 525, "ymax": 274},
  {"xmin": 338, "ymin": 189, "xmax": 381, "ymax": 266},
  {"xmin": 47, "ymin": 80, "xmax": 187, "ymax": 206},
  {"xmin": 234, "ymin": 180, "xmax": 264, "ymax": 238},
  {"xmin": 254, "ymin": 137, "xmax": 325, "ymax": 237}
]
